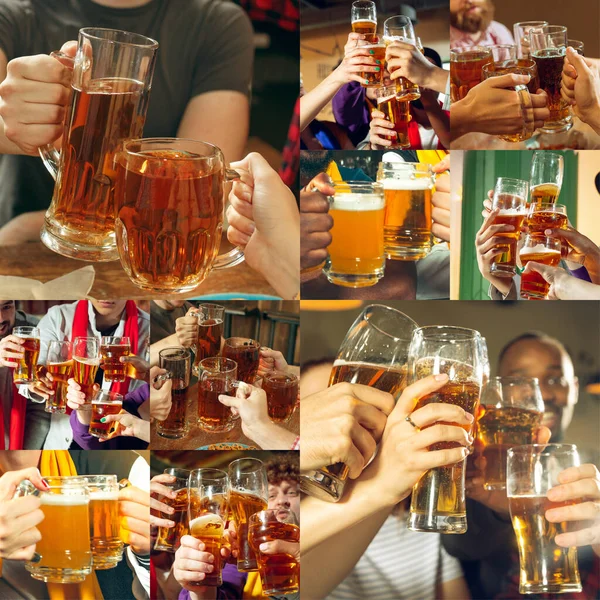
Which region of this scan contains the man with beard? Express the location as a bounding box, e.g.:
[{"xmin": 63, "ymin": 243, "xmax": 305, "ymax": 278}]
[{"xmin": 450, "ymin": 0, "xmax": 514, "ymax": 49}]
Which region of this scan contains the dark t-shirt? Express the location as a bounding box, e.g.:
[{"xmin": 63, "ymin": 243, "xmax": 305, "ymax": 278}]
[
  {"xmin": 0, "ymin": 0, "xmax": 254, "ymax": 225},
  {"xmin": 149, "ymin": 301, "xmax": 195, "ymax": 344}
]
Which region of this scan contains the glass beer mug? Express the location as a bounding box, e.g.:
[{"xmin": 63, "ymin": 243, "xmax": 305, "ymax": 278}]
[
  {"xmin": 114, "ymin": 138, "xmax": 245, "ymax": 293},
  {"xmin": 39, "ymin": 28, "xmax": 159, "ymax": 261}
]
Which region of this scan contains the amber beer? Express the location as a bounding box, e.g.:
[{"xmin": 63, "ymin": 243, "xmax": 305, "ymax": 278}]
[
  {"xmin": 375, "ymin": 90, "xmax": 410, "ymax": 149},
  {"xmin": 154, "ymin": 469, "xmax": 190, "ymax": 553},
  {"xmin": 89, "ymin": 392, "xmax": 123, "ymax": 439},
  {"xmin": 12, "ymin": 327, "xmax": 41, "ymax": 385},
  {"xmin": 192, "ymin": 305, "xmax": 224, "ymax": 377},
  {"xmin": 529, "ymin": 183, "xmax": 560, "ymax": 205},
  {"xmin": 520, "ymin": 241, "xmax": 562, "ymax": 299},
  {"xmin": 197, "ymin": 357, "xmax": 239, "ymax": 432},
  {"xmin": 74, "ymin": 357, "xmax": 100, "ymax": 406},
  {"xmin": 222, "ymin": 338, "xmax": 260, "ymax": 384},
  {"xmin": 263, "ymin": 372, "xmax": 299, "ymax": 423},
  {"xmin": 352, "ymin": 19, "xmax": 376, "ymax": 40},
  {"xmin": 189, "ymin": 513, "xmax": 226, "ymax": 586},
  {"xmin": 359, "ymin": 43, "xmax": 385, "ymax": 86},
  {"xmin": 450, "ymin": 47, "xmax": 493, "ymax": 101},
  {"xmin": 157, "ymin": 347, "xmax": 191, "ymax": 438},
  {"xmin": 532, "ymin": 48, "xmax": 571, "ymax": 129},
  {"xmin": 229, "ymin": 489, "xmax": 268, "ymax": 572},
  {"xmin": 526, "ymin": 203, "xmax": 568, "ymax": 233},
  {"xmin": 46, "ymin": 360, "xmax": 73, "ymax": 413},
  {"xmin": 100, "ymin": 337, "xmax": 131, "ymax": 382}
]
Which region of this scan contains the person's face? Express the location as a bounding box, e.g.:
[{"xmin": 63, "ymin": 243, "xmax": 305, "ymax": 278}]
[
  {"xmin": 268, "ymin": 480, "xmax": 300, "ymax": 521},
  {"xmin": 154, "ymin": 299, "xmax": 187, "ymax": 311},
  {"xmin": 450, "ymin": 0, "xmax": 494, "ymax": 34},
  {"xmin": 499, "ymin": 339, "xmax": 578, "ymax": 441},
  {"xmin": 0, "ymin": 301, "xmax": 16, "ymax": 339},
  {"xmin": 91, "ymin": 300, "xmax": 128, "ymax": 320},
  {"xmin": 300, "ymin": 151, "xmax": 334, "ymax": 187}
]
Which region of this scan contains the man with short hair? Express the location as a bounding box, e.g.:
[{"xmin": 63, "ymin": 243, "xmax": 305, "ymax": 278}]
[{"xmin": 450, "ymin": 0, "xmax": 514, "ymax": 49}]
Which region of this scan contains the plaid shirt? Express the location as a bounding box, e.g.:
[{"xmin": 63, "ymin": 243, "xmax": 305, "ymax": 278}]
[
  {"xmin": 280, "ymin": 96, "xmax": 300, "ymax": 190},
  {"xmin": 235, "ymin": 0, "xmax": 299, "ymax": 31}
]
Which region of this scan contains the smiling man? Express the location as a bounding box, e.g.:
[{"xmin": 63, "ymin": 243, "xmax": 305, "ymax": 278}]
[{"xmin": 450, "ymin": 0, "xmax": 514, "ymax": 49}]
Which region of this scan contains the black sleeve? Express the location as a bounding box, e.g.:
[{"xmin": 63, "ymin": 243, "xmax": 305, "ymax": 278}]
[
  {"xmin": 70, "ymin": 449, "xmax": 140, "ymax": 481},
  {"xmin": 0, "ymin": 0, "xmax": 34, "ymax": 61}
]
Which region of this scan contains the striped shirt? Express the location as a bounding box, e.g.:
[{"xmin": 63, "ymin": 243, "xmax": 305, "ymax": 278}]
[{"xmin": 327, "ymin": 515, "xmax": 464, "ymax": 600}]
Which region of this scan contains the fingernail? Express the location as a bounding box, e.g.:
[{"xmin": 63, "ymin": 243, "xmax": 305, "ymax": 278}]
[
  {"xmin": 42, "ymin": 479, "xmax": 50, "ymax": 489},
  {"xmin": 167, "ymin": 520, "xmax": 175, "ymax": 526},
  {"xmin": 375, "ymin": 67, "xmax": 380, "ymax": 72},
  {"xmin": 207, "ymin": 554, "xmax": 214, "ymax": 563},
  {"xmin": 168, "ymin": 507, "xmax": 175, "ymax": 514},
  {"xmin": 465, "ymin": 412, "xmax": 474, "ymax": 422},
  {"xmin": 259, "ymin": 543, "xmax": 269, "ymax": 552},
  {"xmin": 100, "ymin": 417, "xmax": 106, "ymax": 423},
  {"xmin": 369, "ymin": 50, "xmax": 374, "ymax": 55},
  {"xmin": 467, "ymin": 435, "xmax": 474, "ymax": 444},
  {"xmin": 376, "ymin": 60, "xmax": 381, "ymax": 65},
  {"xmin": 364, "ymin": 80, "xmax": 369, "ymax": 84},
  {"xmin": 434, "ymin": 374, "xmax": 447, "ymax": 381}
]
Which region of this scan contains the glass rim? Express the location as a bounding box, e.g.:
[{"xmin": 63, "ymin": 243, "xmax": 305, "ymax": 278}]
[
  {"xmin": 41, "ymin": 475, "xmax": 90, "ymax": 490},
  {"xmin": 514, "ymin": 20, "xmax": 549, "ymax": 27},
  {"xmin": 487, "ymin": 375, "xmax": 540, "ymax": 385},
  {"xmin": 122, "ymin": 138, "xmax": 224, "ymax": 161},
  {"xmin": 379, "ymin": 161, "xmax": 434, "ymax": 172},
  {"xmin": 521, "ymin": 233, "xmax": 562, "ymax": 248},
  {"xmin": 263, "ymin": 370, "xmax": 299, "ymax": 385},
  {"xmin": 13, "ymin": 326, "xmax": 40, "ymax": 336},
  {"xmin": 47, "ymin": 339, "xmax": 71, "ymax": 348},
  {"xmin": 412, "ymin": 325, "xmax": 482, "ymax": 341},
  {"xmin": 352, "ymin": 0, "xmax": 376, "ymax": 7},
  {"xmin": 495, "ymin": 176, "xmax": 529, "ymax": 187},
  {"xmin": 507, "ymin": 443, "xmax": 578, "ymax": 456},
  {"xmin": 74, "ymin": 336, "xmax": 99, "ymax": 343},
  {"xmin": 228, "ymin": 457, "xmax": 265, "ymax": 474},
  {"xmin": 362, "ymin": 304, "xmax": 418, "ymax": 343},
  {"xmin": 199, "ymin": 356, "xmax": 237, "ymax": 374},
  {"xmin": 189, "ymin": 468, "xmax": 229, "ymax": 484},
  {"xmin": 159, "ymin": 346, "xmax": 191, "ymax": 359},
  {"xmin": 450, "ymin": 46, "xmax": 492, "ymax": 58},
  {"xmin": 79, "ymin": 27, "xmax": 159, "ymax": 49},
  {"xmin": 249, "ymin": 507, "xmax": 297, "ymax": 524},
  {"xmin": 78, "ymin": 474, "xmax": 118, "ymax": 484},
  {"xmin": 100, "ymin": 336, "xmax": 131, "ymax": 344},
  {"xmin": 528, "ymin": 201, "xmax": 567, "ymax": 211},
  {"xmin": 199, "ymin": 303, "xmax": 225, "ymax": 311},
  {"xmin": 163, "ymin": 467, "xmax": 191, "ymax": 482},
  {"xmin": 223, "ymin": 337, "xmax": 261, "ymax": 349}
]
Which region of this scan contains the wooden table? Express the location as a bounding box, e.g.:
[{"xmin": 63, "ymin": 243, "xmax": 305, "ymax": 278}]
[{"xmin": 151, "ymin": 380, "xmax": 300, "ymax": 450}]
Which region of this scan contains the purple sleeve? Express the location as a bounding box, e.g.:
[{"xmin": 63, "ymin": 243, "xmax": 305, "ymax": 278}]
[
  {"xmin": 177, "ymin": 564, "xmax": 247, "ymax": 600},
  {"xmin": 331, "ymin": 82, "xmax": 370, "ymax": 146},
  {"xmin": 70, "ymin": 409, "xmax": 106, "ymax": 450},
  {"xmin": 568, "ymin": 265, "xmax": 592, "ymax": 282},
  {"xmin": 123, "ymin": 384, "xmax": 149, "ymax": 418}
]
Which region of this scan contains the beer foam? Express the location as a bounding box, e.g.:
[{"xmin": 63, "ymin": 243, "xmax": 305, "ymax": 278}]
[
  {"xmin": 332, "ymin": 194, "xmax": 384, "ymax": 211},
  {"xmin": 89, "ymin": 491, "xmax": 118, "ymax": 500},
  {"xmin": 76, "ymin": 357, "xmax": 100, "ymax": 366},
  {"xmin": 520, "ymin": 244, "xmax": 561, "ymax": 256},
  {"xmin": 41, "ymin": 493, "xmax": 88, "ymax": 506},
  {"xmin": 189, "ymin": 513, "xmax": 224, "ymax": 533},
  {"xmin": 381, "ymin": 177, "xmax": 433, "ymax": 191},
  {"xmin": 495, "ymin": 208, "xmax": 526, "ymax": 216}
]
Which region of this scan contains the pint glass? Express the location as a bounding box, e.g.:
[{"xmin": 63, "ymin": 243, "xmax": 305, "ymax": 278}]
[
  {"xmin": 514, "ymin": 21, "xmax": 548, "ymax": 59},
  {"xmin": 374, "ymin": 86, "xmax": 410, "ymax": 149},
  {"xmin": 529, "ymin": 151, "xmax": 563, "ymax": 205},
  {"xmin": 526, "ymin": 202, "xmax": 569, "ymax": 257},
  {"xmin": 222, "ymin": 338, "xmax": 260, "ymax": 384},
  {"xmin": 376, "ymin": 162, "xmax": 434, "ymax": 260},
  {"xmin": 197, "ymin": 357, "xmax": 240, "ymax": 433},
  {"xmin": 249, "ymin": 509, "xmax": 300, "ymax": 596},
  {"xmin": 192, "ymin": 304, "xmax": 225, "ymax": 377},
  {"xmin": 40, "ymin": 28, "xmax": 158, "ymax": 261},
  {"xmin": 407, "ymin": 326, "xmax": 483, "ymax": 533},
  {"xmin": 358, "ymin": 43, "xmax": 385, "ymax": 86},
  {"xmin": 45, "ymin": 340, "xmax": 73, "ymax": 413},
  {"xmin": 324, "ymin": 181, "xmax": 385, "ymax": 288},
  {"xmin": 382, "ymin": 16, "xmax": 420, "ymax": 100},
  {"xmin": 450, "ymin": 46, "xmax": 493, "ymax": 101},
  {"xmin": 507, "ymin": 444, "xmax": 582, "ymax": 594},
  {"xmin": 114, "ymin": 138, "xmax": 244, "ymax": 293},
  {"xmin": 73, "ymin": 336, "xmax": 100, "ymax": 406},
  {"xmin": 263, "ymin": 371, "xmax": 299, "ymax": 423},
  {"xmin": 188, "ymin": 469, "xmax": 228, "ymax": 586},
  {"xmin": 476, "ymin": 377, "xmax": 544, "ymax": 490},
  {"xmin": 228, "ymin": 458, "xmax": 268, "ymax": 572},
  {"xmin": 351, "ymin": 1, "xmax": 377, "ymax": 41},
  {"xmin": 89, "ymin": 390, "xmax": 124, "ymax": 439},
  {"xmin": 12, "ymin": 326, "xmax": 40, "ymax": 385},
  {"xmin": 520, "ymin": 234, "xmax": 562, "ymax": 299},
  {"xmin": 300, "ymin": 305, "xmax": 417, "ymax": 502},
  {"xmin": 154, "ymin": 468, "xmax": 190, "ymax": 552},
  {"xmin": 100, "ymin": 336, "xmax": 131, "ymax": 383},
  {"xmin": 156, "ymin": 348, "xmax": 191, "ymax": 439},
  {"xmin": 25, "ymin": 478, "xmax": 92, "ymax": 583},
  {"xmin": 489, "ymin": 178, "xmax": 529, "ymax": 277}
]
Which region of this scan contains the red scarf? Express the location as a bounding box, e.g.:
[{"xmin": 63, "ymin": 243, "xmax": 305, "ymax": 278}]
[{"xmin": 408, "ymin": 107, "xmax": 449, "ymax": 150}]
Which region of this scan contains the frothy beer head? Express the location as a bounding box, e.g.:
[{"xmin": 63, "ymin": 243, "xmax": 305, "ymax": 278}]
[
  {"xmin": 381, "ymin": 177, "xmax": 434, "ymax": 191},
  {"xmin": 189, "ymin": 513, "xmax": 225, "ymax": 537},
  {"xmin": 41, "ymin": 493, "xmax": 88, "ymax": 506},
  {"xmin": 520, "ymin": 244, "xmax": 561, "ymax": 256},
  {"xmin": 331, "ymin": 193, "xmax": 385, "ymax": 211}
]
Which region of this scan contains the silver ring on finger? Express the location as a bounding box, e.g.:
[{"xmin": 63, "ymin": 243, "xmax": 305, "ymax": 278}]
[{"xmin": 405, "ymin": 414, "xmax": 420, "ymax": 432}]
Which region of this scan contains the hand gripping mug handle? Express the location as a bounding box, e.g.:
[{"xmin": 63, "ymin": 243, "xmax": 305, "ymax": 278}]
[
  {"xmin": 514, "ymin": 85, "xmax": 535, "ymax": 141},
  {"xmin": 38, "ymin": 51, "xmax": 75, "ymax": 181},
  {"xmin": 226, "ymin": 380, "xmax": 251, "ymax": 421}
]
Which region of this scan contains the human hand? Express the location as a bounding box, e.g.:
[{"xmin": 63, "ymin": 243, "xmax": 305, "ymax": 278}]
[
  {"xmin": 150, "ymin": 367, "xmax": 172, "ymax": 421},
  {"xmin": 27, "ymin": 369, "xmax": 54, "ymax": 403},
  {"xmin": 65, "ymin": 378, "xmax": 99, "ymax": 420},
  {"xmin": 0, "ymin": 335, "xmax": 25, "ymax": 367},
  {"xmin": 175, "ymin": 308, "xmax": 199, "ymax": 348},
  {"xmin": 386, "ymin": 41, "xmax": 444, "ymax": 91},
  {"xmin": 119, "ymin": 485, "xmax": 151, "ymax": 554},
  {"xmin": 173, "ymin": 535, "xmax": 231, "ymax": 590},
  {"xmin": 544, "ymin": 226, "xmax": 600, "ymax": 284},
  {"xmin": 368, "ymin": 108, "xmax": 398, "ymax": 149},
  {"xmin": 150, "ymin": 473, "xmax": 177, "ymax": 529},
  {"xmin": 258, "ymin": 539, "xmax": 300, "ymax": 562},
  {"xmin": 218, "ymin": 384, "xmax": 270, "ymax": 438},
  {"xmin": 257, "ymin": 348, "xmax": 289, "ymax": 378},
  {"xmin": 330, "ymin": 36, "xmax": 380, "ymax": 87},
  {"xmin": 120, "ymin": 355, "xmax": 150, "ymax": 381},
  {"xmin": 432, "ymin": 156, "xmax": 450, "ymax": 242},
  {"xmin": 98, "ymin": 411, "xmax": 150, "ymax": 443},
  {"xmin": 524, "ymin": 262, "xmax": 600, "ymax": 300}
]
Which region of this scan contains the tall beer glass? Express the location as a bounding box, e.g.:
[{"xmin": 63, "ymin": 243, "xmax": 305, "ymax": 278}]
[
  {"xmin": 197, "ymin": 357, "xmax": 240, "ymax": 432},
  {"xmin": 222, "ymin": 337, "xmax": 260, "ymax": 384},
  {"xmin": 263, "ymin": 371, "xmax": 299, "ymax": 423},
  {"xmin": 40, "ymin": 28, "xmax": 158, "ymax": 261},
  {"xmin": 477, "ymin": 377, "xmax": 544, "ymax": 490},
  {"xmin": 89, "ymin": 390, "xmax": 124, "ymax": 439},
  {"xmin": 358, "ymin": 43, "xmax": 385, "ymax": 86},
  {"xmin": 407, "ymin": 326, "xmax": 483, "ymax": 533},
  {"xmin": 374, "ymin": 86, "xmax": 410, "ymax": 149},
  {"xmin": 376, "ymin": 162, "xmax": 434, "ymax": 260},
  {"xmin": 530, "ymin": 26, "xmax": 572, "ymax": 133},
  {"xmin": 157, "ymin": 348, "xmax": 191, "ymax": 439},
  {"xmin": 529, "ymin": 151, "xmax": 563, "ymax": 205},
  {"xmin": 450, "ymin": 46, "xmax": 493, "ymax": 101},
  {"xmin": 73, "ymin": 336, "xmax": 100, "ymax": 406},
  {"xmin": 100, "ymin": 336, "xmax": 130, "ymax": 382},
  {"xmin": 324, "ymin": 181, "xmax": 386, "ymax": 288},
  {"xmin": 507, "ymin": 444, "xmax": 582, "ymax": 594},
  {"xmin": 300, "ymin": 305, "xmax": 418, "ymax": 502},
  {"xmin": 351, "ymin": 1, "xmax": 377, "ymax": 41},
  {"xmin": 12, "ymin": 326, "xmax": 40, "ymax": 385},
  {"xmin": 192, "ymin": 304, "xmax": 225, "ymax": 377},
  {"xmin": 46, "ymin": 340, "xmax": 73, "ymax": 413},
  {"xmin": 514, "ymin": 21, "xmax": 548, "ymax": 59},
  {"xmin": 82, "ymin": 475, "xmax": 124, "ymax": 570},
  {"xmin": 25, "ymin": 478, "xmax": 92, "ymax": 583},
  {"xmin": 382, "ymin": 15, "xmax": 420, "ymax": 100},
  {"xmin": 188, "ymin": 469, "xmax": 228, "ymax": 586},
  {"xmin": 154, "ymin": 468, "xmax": 190, "ymax": 552},
  {"xmin": 489, "ymin": 178, "xmax": 529, "ymax": 277},
  {"xmin": 228, "ymin": 458, "xmax": 268, "ymax": 572},
  {"xmin": 519, "ymin": 234, "xmax": 562, "ymax": 300},
  {"xmin": 249, "ymin": 509, "xmax": 300, "ymax": 596}
]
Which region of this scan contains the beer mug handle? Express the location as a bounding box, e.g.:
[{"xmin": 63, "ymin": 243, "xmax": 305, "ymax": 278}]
[
  {"xmin": 38, "ymin": 51, "xmax": 75, "ymax": 181},
  {"xmin": 514, "ymin": 84, "xmax": 535, "ymax": 140},
  {"xmin": 227, "ymin": 380, "xmax": 251, "ymax": 421}
]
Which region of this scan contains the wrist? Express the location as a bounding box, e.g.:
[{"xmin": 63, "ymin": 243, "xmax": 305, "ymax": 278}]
[
  {"xmin": 77, "ymin": 409, "xmax": 92, "ymax": 425},
  {"xmin": 449, "ymin": 100, "xmax": 471, "ymax": 139},
  {"xmin": 422, "ymin": 67, "xmax": 448, "ymax": 94}
]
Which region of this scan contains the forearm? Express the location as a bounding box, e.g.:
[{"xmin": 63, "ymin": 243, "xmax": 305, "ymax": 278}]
[
  {"xmin": 150, "ymin": 334, "xmax": 181, "ymax": 367},
  {"xmin": 0, "ymin": 211, "xmax": 46, "ymax": 245},
  {"xmin": 449, "ymin": 100, "xmax": 472, "ymax": 139},
  {"xmin": 422, "ymin": 67, "xmax": 449, "ymax": 95},
  {"xmin": 138, "ymin": 398, "xmax": 150, "ymax": 421},
  {"xmin": 422, "ymin": 101, "xmax": 450, "ymax": 148},
  {"xmin": 245, "ymin": 421, "xmax": 296, "ymax": 450},
  {"xmin": 300, "ymin": 74, "xmax": 345, "ymax": 131},
  {"xmin": 559, "ymin": 277, "xmax": 600, "ymax": 300}
]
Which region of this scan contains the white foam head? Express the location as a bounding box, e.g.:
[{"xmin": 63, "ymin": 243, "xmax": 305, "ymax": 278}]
[
  {"xmin": 76, "ymin": 357, "xmax": 100, "ymax": 366},
  {"xmin": 382, "ymin": 177, "xmax": 432, "ymax": 191},
  {"xmin": 332, "ymin": 193, "xmax": 384, "ymax": 211},
  {"xmin": 496, "ymin": 208, "xmax": 526, "ymax": 215},
  {"xmin": 189, "ymin": 513, "xmax": 224, "ymax": 532},
  {"xmin": 89, "ymin": 491, "xmax": 118, "ymax": 501},
  {"xmin": 41, "ymin": 493, "xmax": 88, "ymax": 506},
  {"xmin": 520, "ymin": 244, "xmax": 561, "ymax": 256}
]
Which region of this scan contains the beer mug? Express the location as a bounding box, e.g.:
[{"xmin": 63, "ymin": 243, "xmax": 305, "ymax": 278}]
[
  {"xmin": 489, "ymin": 44, "xmax": 517, "ymax": 65},
  {"xmin": 376, "ymin": 162, "xmax": 435, "ymax": 260},
  {"xmin": 154, "ymin": 468, "xmax": 190, "ymax": 553},
  {"xmin": 507, "ymin": 444, "xmax": 582, "ymax": 594},
  {"xmin": 374, "ymin": 86, "xmax": 410, "ymax": 149},
  {"xmin": 514, "ymin": 21, "xmax": 548, "ymax": 59},
  {"xmin": 519, "ymin": 234, "xmax": 562, "ymax": 300},
  {"xmin": 25, "ymin": 477, "xmax": 93, "ymax": 583},
  {"xmin": 89, "ymin": 390, "xmax": 124, "ymax": 439},
  {"xmin": 73, "ymin": 336, "xmax": 100, "ymax": 407},
  {"xmin": 40, "ymin": 28, "xmax": 158, "ymax": 261},
  {"xmin": 407, "ymin": 326, "xmax": 484, "ymax": 533},
  {"xmin": 100, "ymin": 336, "xmax": 131, "ymax": 382},
  {"xmin": 351, "ymin": 1, "xmax": 377, "ymax": 41},
  {"xmin": 192, "ymin": 304, "xmax": 225, "ymax": 377},
  {"xmin": 568, "ymin": 39, "xmax": 584, "ymax": 55},
  {"xmin": 262, "ymin": 371, "xmax": 299, "ymax": 423},
  {"xmin": 45, "ymin": 340, "xmax": 73, "ymax": 413},
  {"xmin": 114, "ymin": 138, "xmax": 245, "ymax": 293},
  {"xmin": 476, "ymin": 376, "xmax": 544, "ymax": 490},
  {"xmin": 248, "ymin": 509, "xmax": 300, "ymax": 596},
  {"xmin": 228, "ymin": 458, "xmax": 268, "ymax": 572},
  {"xmin": 300, "ymin": 305, "xmax": 417, "ymax": 502},
  {"xmin": 12, "ymin": 326, "xmax": 40, "ymax": 385},
  {"xmin": 156, "ymin": 348, "xmax": 191, "ymax": 439},
  {"xmin": 382, "ymin": 15, "xmax": 420, "ymax": 101},
  {"xmin": 529, "ymin": 151, "xmax": 564, "ymax": 205},
  {"xmin": 449, "ymin": 46, "xmax": 493, "ymax": 102},
  {"xmin": 324, "ymin": 181, "xmax": 386, "ymax": 288},
  {"xmin": 222, "ymin": 338, "xmax": 261, "ymax": 384},
  {"xmin": 188, "ymin": 469, "xmax": 229, "ymax": 586}
]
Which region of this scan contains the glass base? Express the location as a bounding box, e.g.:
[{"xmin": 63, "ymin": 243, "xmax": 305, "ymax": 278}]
[
  {"xmin": 299, "ymin": 470, "xmax": 344, "ymax": 502},
  {"xmin": 45, "ymin": 405, "xmax": 66, "ymax": 414},
  {"xmin": 41, "ymin": 225, "xmax": 118, "ymax": 262},
  {"xmin": 385, "ymin": 246, "xmax": 431, "ymax": 261},
  {"xmin": 237, "ymin": 559, "xmax": 258, "ymax": 572},
  {"xmin": 153, "ymin": 543, "xmax": 176, "ymax": 553},
  {"xmin": 519, "ymin": 582, "xmax": 582, "ymax": 595},
  {"xmin": 26, "ymin": 565, "xmax": 92, "ymax": 583},
  {"xmin": 407, "ymin": 512, "xmax": 467, "ymax": 534},
  {"xmin": 13, "ymin": 378, "xmax": 37, "ymax": 385},
  {"xmin": 489, "ymin": 263, "xmax": 516, "ymax": 277},
  {"xmin": 324, "ymin": 270, "xmax": 382, "ymax": 288},
  {"xmin": 483, "ymin": 482, "xmax": 506, "ymax": 491},
  {"xmin": 198, "ymin": 420, "xmax": 235, "ymax": 433},
  {"xmin": 539, "ymin": 118, "xmax": 573, "ymax": 134},
  {"xmin": 263, "ymin": 585, "xmax": 299, "ymax": 596},
  {"xmin": 93, "ymin": 558, "xmax": 122, "ymax": 570},
  {"xmin": 157, "ymin": 427, "xmax": 188, "ymax": 439}
]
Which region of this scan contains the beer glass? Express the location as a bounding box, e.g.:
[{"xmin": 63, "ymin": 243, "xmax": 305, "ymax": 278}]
[
  {"xmin": 197, "ymin": 357, "xmax": 241, "ymax": 433},
  {"xmin": 324, "ymin": 181, "xmax": 386, "ymax": 288},
  {"xmin": 100, "ymin": 336, "xmax": 131, "ymax": 382},
  {"xmin": 358, "ymin": 43, "xmax": 385, "ymax": 86},
  {"xmin": 73, "ymin": 336, "xmax": 100, "ymax": 406},
  {"xmin": 263, "ymin": 371, "xmax": 299, "ymax": 423},
  {"xmin": 530, "ymin": 26, "xmax": 572, "ymax": 133},
  {"xmin": 154, "ymin": 468, "xmax": 190, "ymax": 552},
  {"xmin": 374, "ymin": 86, "xmax": 410, "ymax": 149},
  {"xmin": 489, "ymin": 178, "xmax": 529, "ymax": 277},
  {"xmin": 25, "ymin": 477, "xmax": 92, "ymax": 583},
  {"xmin": 376, "ymin": 162, "xmax": 435, "ymax": 260},
  {"xmin": 514, "ymin": 21, "xmax": 548, "ymax": 59},
  {"xmin": 222, "ymin": 338, "xmax": 260, "ymax": 384},
  {"xmin": 228, "ymin": 458, "xmax": 268, "ymax": 572},
  {"xmin": 351, "ymin": 1, "xmax": 377, "ymax": 41},
  {"xmin": 192, "ymin": 304, "xmax": 225, "ymax": 377},
  {"xmin": 114, "ymin": 138, "xmax": 244, "ymax": 293},
  {"xmin": 507, "ymin": 444, "xmax": 582, "ymax": 594},
  {"xmin": 188, "ymin": 469, "xmax": 228, "ymax": 586},
  {"xmin": 382, "ymin": 15, "xmax": 420, "ymax": 100},
  {"xmin": 568, "ymin": 40, "xmax": 584, "ymax": 55},
  {"xmin": 89, "ymin": 390, "xmax": 123, "ymax": 439},
  {"xmin": 526, "ymin": 203, "xmax": 568, "ymax": 240},
  {"xmin": 520, "ymin": 234, "xmax": 562, "ymax": 300},
  {"xmin": 407, "ymin": 326, "xmax": 484, "ymax": 533},
  {"xmin": 40, "ymin": 28, "xmax": 158, "ymax": 261},
  {"xmin": 300, "ymin": 305, "xmax": 418, "ymax": 502},
  {"xmin": 489, "ymin": 44, "xmax": 517, "ymax": 65},
  {"xmin": 81, "ymin": 475, "xmax": 124, "ymax": 570},
  {"xmin": 476, "ymin": 377, "xmax": 544, "ymax": 490},
  {"xmin": 478, "ymin": 336, "xmax": 491, "ymax": 387},
  {"xmin": 12, "ymin": 326, "xmax": 40, "ymax": 385},
  {"xmin": 529, "ymin": 151, "xmax": 563, "ymax": 205},
  {"xmin": 249, "ymin": 509, "xmax": 300, "ymax": 596},
  {"xmin": 450, "ymin": 46, "xmax": 493, "ymax": 102},
  {"xmin": 45, "ymin": 340, "xmax": 73, "ymax": 413},
  {"xmin": 156, "ymin": 348, "xmax": 191, "ymax": 439}
]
